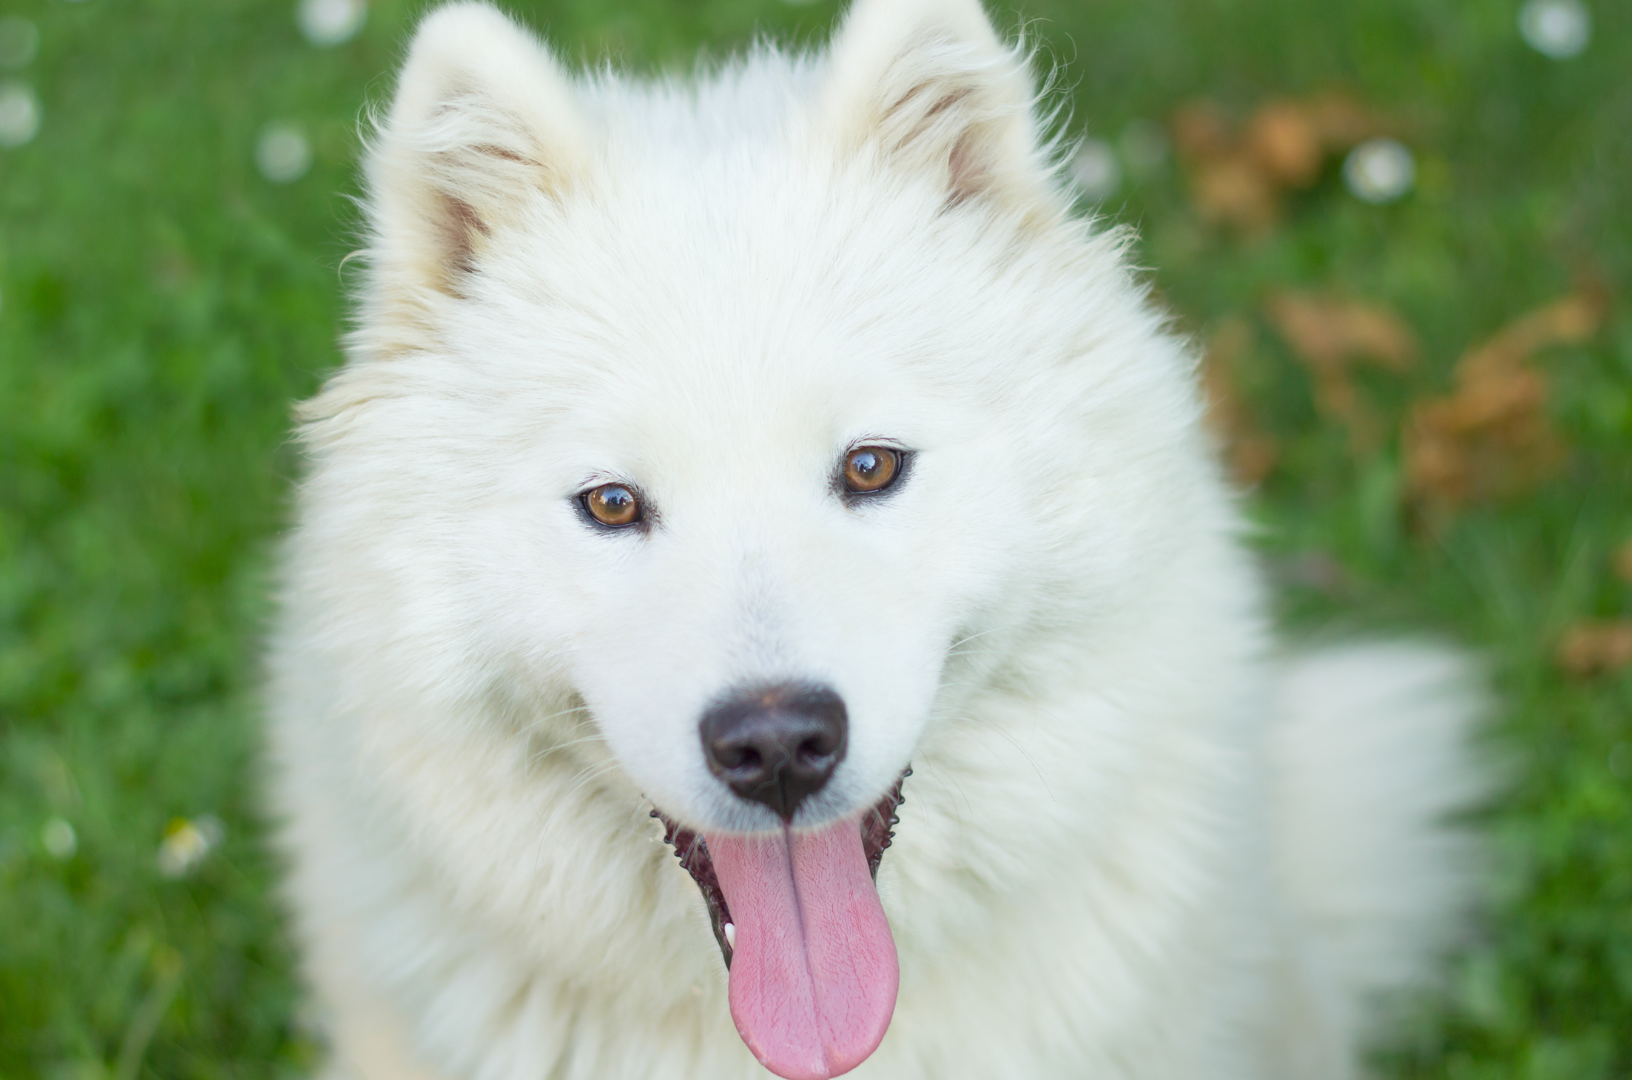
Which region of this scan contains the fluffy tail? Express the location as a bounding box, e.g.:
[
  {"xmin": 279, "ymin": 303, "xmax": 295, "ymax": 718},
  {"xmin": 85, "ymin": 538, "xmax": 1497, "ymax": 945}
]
[{"xmin": 1267, "ymin": 642, "xmax": 1488, "ymax": 1078}]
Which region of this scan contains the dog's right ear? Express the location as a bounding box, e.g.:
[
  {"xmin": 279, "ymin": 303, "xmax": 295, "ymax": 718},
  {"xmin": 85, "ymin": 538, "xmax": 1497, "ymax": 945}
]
[{"xmin": 366, "ymin": 2, "xmax": 586, "ymax": 301}]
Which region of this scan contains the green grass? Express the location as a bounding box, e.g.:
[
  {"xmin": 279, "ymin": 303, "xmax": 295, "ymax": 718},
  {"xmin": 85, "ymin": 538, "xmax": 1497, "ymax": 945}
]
[{"xmin": 1, "ymin": 0, "xmax": 1628, "ymax": 1076}]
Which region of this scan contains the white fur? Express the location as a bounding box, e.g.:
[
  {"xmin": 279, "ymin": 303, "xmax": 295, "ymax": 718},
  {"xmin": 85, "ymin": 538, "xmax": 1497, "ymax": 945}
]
[{"xmin": 267, "ymin": 1, "xmax": 1484, "ymax": 1077}]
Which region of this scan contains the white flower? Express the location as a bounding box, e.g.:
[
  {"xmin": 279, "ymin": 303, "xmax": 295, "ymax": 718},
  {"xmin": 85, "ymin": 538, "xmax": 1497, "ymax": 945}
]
[
  {"xmin": 1071, "ymin": 138, "xmax": 1121, "ymax": 202},
  {"xmin": 256, "ymin": 122, "xmax": 312, "ymax": 183},
  {"xmin": 298, "ymin": 0, "xmax": 367, "ymax": 48},
  {"xmin": 0, "ymin": 81, "xmax": 39, "ymax": 148},
  {"xmin": 1519, "ymin": 0, "xmax": 1591, "ymax": 59},
  {"xmin": 157, "ymin": 815, "xmax": 225, "ymax": 878},
  {"xmin": 41, "ymin": 817, "xmax": 77, "ymax": 860},
  {"xmin": 1343, "ymin": 139, "xmax": 1415, "ymax": 204}
]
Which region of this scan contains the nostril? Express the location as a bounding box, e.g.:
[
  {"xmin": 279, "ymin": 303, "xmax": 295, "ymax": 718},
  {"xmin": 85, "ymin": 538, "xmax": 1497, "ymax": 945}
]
[
  {"xmin": 715, "ymin": 742, "xmax": 761, "ymax": 772},
  {"xmin": 797, "ymin": 735, "xmax": 834, "ymax": 763}
]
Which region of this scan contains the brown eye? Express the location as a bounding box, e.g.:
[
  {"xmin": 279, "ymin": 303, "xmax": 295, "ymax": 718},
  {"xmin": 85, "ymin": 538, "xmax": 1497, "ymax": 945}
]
[
  {"xmin": 583, "ymin": 483, "xmax": 642, "ymax": 528},
  {"xmin": 842, "ymin": 446, "xmax": 902, "ymax": 495}
]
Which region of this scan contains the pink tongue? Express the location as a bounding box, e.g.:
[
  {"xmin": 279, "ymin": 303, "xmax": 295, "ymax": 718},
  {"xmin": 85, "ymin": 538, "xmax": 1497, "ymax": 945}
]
[{"xmin": 707, "ymin": 817, "xmax": 898, "ymax": 1080}]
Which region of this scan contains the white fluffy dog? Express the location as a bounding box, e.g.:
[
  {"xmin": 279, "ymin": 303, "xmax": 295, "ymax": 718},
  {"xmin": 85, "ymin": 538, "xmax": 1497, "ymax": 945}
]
[{"xmin": 268, "ymin": 1, "xmax": 1483, "ymax": 1077}]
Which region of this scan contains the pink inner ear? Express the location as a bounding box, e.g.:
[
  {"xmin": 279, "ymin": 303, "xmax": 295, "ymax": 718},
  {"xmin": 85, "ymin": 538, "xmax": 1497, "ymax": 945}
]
[
  {"xmin": 435, "ymin": 193, "xmax": 488, "ymax": 282},
  {"xmin": 946, "ymin": 130, "xmax": 988, "ymax": 205}
]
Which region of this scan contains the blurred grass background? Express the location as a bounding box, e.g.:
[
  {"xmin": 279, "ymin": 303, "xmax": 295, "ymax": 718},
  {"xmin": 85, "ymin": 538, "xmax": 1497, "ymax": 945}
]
[{"xmin": 1, "ymin": 0, "xmax": 1629, "ymax": 1077}]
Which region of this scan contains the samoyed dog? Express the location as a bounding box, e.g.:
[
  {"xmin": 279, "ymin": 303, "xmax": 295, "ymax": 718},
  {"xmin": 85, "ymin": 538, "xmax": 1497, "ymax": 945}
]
[{"xmin": 268, "ymin": 1, "xmax": 1483, "ymax": 1077}]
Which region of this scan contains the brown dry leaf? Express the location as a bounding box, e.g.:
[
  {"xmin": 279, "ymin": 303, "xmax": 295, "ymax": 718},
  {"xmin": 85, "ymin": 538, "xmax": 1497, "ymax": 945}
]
[
  {"xmin": 1403, "ymin": 291, "xmax": 1606, "ymax": 514},
  {"xmin": 1265, "ymin": 293, "xmax": 1418, "ymax": 450},
  {"xmin": 1174, "ymin": 94, "xmax": 1390, "ymax": 234},
  {"xmin": 1557, "ymin": 620, "xmax": 1632, "ymax": 677},
  {"xmin": 1192, "ymin": 157, "xmax": 1282, "ymax": 233},
  {"xmin": 1245, "ymin": 94, "xmax": 1380, "ymax": 187},
  {"xmin": 1614, "ymin": 539, "xmax": 1632, "ymax": 583},
  {"xmin": 1458, "ymin": 292, "xmax": 1607, "ymax": 379},
  {"xmin": 1266, "ymin": 293, "xmax": 1418, "ymax": 373},
  {"xmin": 1244, "ymin": 101, "xmax": 1323, "ymax": 188},
  {"xmin": 1201, "ymin": 317, "xmax": 1279, "ymax": 485},
  {"xmin": 1172, "ymin": 100, "xmax": 1282, "ymax": 234},
  {"xmin": 1403, "ymin": 379, "xmax": 1563, "ymax": 510}
]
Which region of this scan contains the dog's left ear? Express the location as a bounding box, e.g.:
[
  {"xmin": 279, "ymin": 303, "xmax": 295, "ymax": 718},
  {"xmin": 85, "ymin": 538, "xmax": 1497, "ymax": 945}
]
[{"xmin": 815, "ymin": 0, "xmax": 1061, "ymax": 220}]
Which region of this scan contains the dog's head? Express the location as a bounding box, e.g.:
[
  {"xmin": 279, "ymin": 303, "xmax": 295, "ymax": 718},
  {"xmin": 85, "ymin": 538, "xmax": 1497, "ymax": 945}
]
[{"xmin": 296, "ymin": 0, "xmax": 1212, "ymax": 1074}]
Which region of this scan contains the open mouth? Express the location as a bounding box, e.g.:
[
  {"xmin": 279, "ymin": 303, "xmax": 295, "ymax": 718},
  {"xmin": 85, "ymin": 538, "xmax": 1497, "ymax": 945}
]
[
  {"xmin": 652, "ymin": 768, "xmax": 908, "ymax": 967},
  {"xmin": 651, "ymin": 769, "xmax": 909, "ymax": 1080}
]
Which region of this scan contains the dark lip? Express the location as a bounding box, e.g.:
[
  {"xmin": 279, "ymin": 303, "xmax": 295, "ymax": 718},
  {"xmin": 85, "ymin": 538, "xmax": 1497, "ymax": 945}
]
[{"xmin": 652, "ymin": 768, "xmax": 911, "ymax": 968}]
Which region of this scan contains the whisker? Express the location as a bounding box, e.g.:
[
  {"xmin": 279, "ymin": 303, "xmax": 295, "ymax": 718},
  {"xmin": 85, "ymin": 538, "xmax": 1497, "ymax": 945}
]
[
  {"xmin": 936, "ymin": 712, "xmax": 1055, "ymax": 802},
  {"xmin": 558, "ymin": 758, "xmax": 624, "ymax": 803},
  {"xmin": 915, "ymin": 761, "xmax": 974, "ymax": 827},
  {"xmin": 944, "ymin": 647, "xmax": 992, "ymax": 660},
  {"xmin": 525, "ymin": 731, "xmax": 610, "ymax": 768},
  {"xmin": 947, "ymin": 626, "xmax": 1001, "ymax": 652},
  {"xmin": 522, "ymin": 703, "xmax": 594, "ymax": 732},
  {"xmin": 989, "ymin": 724, "xmax": 1054, "ymax": 799}
]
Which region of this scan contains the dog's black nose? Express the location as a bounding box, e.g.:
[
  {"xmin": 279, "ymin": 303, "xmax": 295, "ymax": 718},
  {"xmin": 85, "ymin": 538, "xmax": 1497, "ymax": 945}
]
[{"xmin": 700, "ymin": 683, "xmax": 848, "ymax": 821}]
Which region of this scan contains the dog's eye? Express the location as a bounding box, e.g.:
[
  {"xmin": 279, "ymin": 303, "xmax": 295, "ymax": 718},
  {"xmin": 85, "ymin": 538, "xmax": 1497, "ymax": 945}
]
[
  {"xmin": 842, "ymin": 446, "xmax": 902, "ymax": 495},
  {"xmin": 582, "ymin": 483, "xmax": 643, "ymax": 528}
]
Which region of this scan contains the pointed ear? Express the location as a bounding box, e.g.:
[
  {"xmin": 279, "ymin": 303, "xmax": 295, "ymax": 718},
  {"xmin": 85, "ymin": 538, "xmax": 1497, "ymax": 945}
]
[
  {"xmin": 814, "ymin": 0, "xmax": 1061, "ymax": 220},
  {"xmin": 366, "ymin": 2, "xmax": 587, "ymax": 300}
]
